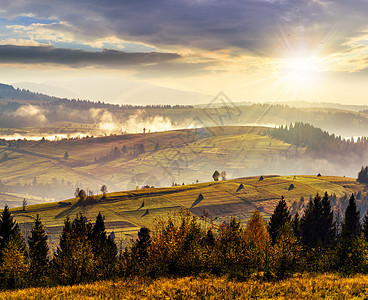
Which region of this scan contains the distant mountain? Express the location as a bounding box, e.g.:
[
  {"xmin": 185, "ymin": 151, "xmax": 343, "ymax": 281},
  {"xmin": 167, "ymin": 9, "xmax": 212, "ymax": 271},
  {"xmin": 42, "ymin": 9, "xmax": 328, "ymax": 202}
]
[
  {"xmin": 0, "ymin": 83, "xmax": 60, "ymax": 102},
  {"xmin": 195, "ymin": 99, "xmax": 368, "ymax": 112},
  {"xmin": 278, "ymin": 101, "xmax": 368, "ymax": 112},
  {"xmin": 17, "ymin": 77, "xmax": 214, "ymax": 105},
  {"xmin": 12, "ymin": 82, "xmax": 78, "ymax": 99}
]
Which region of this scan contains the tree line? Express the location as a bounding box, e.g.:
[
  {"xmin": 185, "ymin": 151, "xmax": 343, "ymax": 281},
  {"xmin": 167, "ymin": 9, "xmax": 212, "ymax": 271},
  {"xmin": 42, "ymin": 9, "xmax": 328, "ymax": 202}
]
[
  {"xmin": 1, "ymin": 190, "xmax": 368, "ymax": 290},
  {"xmin": 269, "ymin": 122, "xmax": 368, "ymax": 157},
  {"xmin": 0, "ymin": 207, "xmax": 117, "ymax": 289},
  {"xmin": 122, "ymin": 192, "xmax": 368, "ymax": 279}
]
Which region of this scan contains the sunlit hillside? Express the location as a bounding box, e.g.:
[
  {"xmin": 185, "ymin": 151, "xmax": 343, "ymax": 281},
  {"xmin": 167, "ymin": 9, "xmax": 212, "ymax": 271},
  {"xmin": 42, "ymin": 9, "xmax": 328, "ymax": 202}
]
[
  {"xmin": 0, "ymin": 126, "xmax": 304, "ymax": 206},
  {"xmin": 10, "ymin": 174, "xmax": 364, "ymax": 249}
]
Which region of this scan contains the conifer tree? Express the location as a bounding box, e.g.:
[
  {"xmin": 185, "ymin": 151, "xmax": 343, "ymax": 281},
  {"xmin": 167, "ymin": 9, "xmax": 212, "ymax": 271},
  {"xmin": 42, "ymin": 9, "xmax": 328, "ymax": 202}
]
[
  {"xmin": 0, "ymin": 205, "xmax": 27, "ymax": 288},
  {"xmin": 28, "ymin": 214, "xmax": 49, "ymax": 285},
  {"xmin": 91, "ymin": 212, "xmax": 117, "ymax": 279},
  {"xmin": 136, "ymin": 226, "xmax": 151, "ymax": 262},
  {"xmin": 320, "ymin": 192, "xmax": 336, "ymax": 246},
  {"xmin": 0, "ymin": 205, "xmax": 25, "ymax": 261},
  {"xmin": 51, "ymin": 214, "xmax": 95, "ymax": 285},
  {"xmin": 1, "ymin": 237, "xmax": 29, "ymax": 289},
  {"xmin": 268, "ymin": 196, "xmax": 291, "ymax": 244},
  {"xmin": 342, "ymin": 194, "xmax": 361, "ymax": 239},
  {"xmin": 292, "ymin": 212, "xmax": 300, "ymax": 239},
  {"xmin": 272, "ymin": 223, "xmax": 302, "ymax": 278},
  {"xmin": 362, "ymin": 209, "xmax": 368, "ymax": 241},
  {"xmin": 300, "ymin": 193, "xmax": 323, "ymax": 248}
]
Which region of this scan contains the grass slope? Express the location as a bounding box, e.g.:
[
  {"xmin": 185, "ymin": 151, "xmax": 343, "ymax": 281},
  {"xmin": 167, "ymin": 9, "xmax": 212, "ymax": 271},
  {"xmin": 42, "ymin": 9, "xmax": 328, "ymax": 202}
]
[
  {"xmin": 10, "ymin": 174, "xmax": 363, "ymax": 248},
  {"xmin": 0, "ymin": 126, "xmax": 300, "ymax": 205},
  {"xmin": 1, "ymin": 273, "xmax": 368, "ymax": 299}
]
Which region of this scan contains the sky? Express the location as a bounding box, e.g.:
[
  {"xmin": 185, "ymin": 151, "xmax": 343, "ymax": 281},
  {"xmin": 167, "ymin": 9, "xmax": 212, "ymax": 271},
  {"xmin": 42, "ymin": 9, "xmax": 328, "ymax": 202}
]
[{"xmin": 1, "ymin": 0, "xmax": 368, "ymax": 105}]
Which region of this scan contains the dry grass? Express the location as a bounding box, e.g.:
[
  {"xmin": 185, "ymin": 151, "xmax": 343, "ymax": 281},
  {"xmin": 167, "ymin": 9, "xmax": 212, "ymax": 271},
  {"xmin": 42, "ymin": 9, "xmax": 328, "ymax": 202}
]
[{"xmin": 2, "ymin": 273, "xmax": 368, "ymax": 299}]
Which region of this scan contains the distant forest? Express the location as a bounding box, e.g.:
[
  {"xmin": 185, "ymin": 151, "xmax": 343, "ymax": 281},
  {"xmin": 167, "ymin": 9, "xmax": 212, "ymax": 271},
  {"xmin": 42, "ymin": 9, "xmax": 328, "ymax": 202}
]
[
  {"xmin": 0, "ymin": 83, "xmax": 193, "ymax": 110},
  {"xmin": 270, "ymin": 122, "xmax": 368, "ymax": 158},
  {"xmin": 0, "ymin": 83, "xmax": 60, "ymax": 102},
  {"xmin": 1, "ymin": 83, "xmax": 368, "ymax": 138}
]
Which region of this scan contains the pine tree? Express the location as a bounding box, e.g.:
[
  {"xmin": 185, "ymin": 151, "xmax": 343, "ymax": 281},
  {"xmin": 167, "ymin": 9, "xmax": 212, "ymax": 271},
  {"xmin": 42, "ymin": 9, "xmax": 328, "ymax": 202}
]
[
  {"xmin": 51, "ymin": 214, "xmax": 95, "ymax": 285},
  {"xmin": 320, "ymin": 192, "xmax": 336, "ymax": 246},
  {"xmin": 342, "ymin": 194, "xmax": 361, "ymax": 239},
  {"xmin": 0, "ymin": 205, "xmax": 25, "ymax": 261},
  {"xmin": 91, "ymin": 212, "xmax": 117, "ymax": 279},
  {"xmin": 300, "ymin": 193, "xmax": 323, "ymax": 248},
  {"xmin": 136, "ymin": 226, "xmax": 151, "ymax": 262},
  {"xmin": 28, "ymin": 214, "xmax": 49, "ymax": 286},
  {"xmin": 267, "ymin": 196, "xmax": 291, "ymax": 244},
  {"xmin": 292, "ymin": 212, "xmax": 300, "ymax": 239},
  {"xmin": 362, "ymin": 209, "xmax": 368, "ymax": 241},
  {"xmin": 272, "ymin": 223, "xmax": 302, "ymax": 278},
  {"xmin": 1, "ymin": 237, "xmax": 29, "ymax": 289},
  {"xmin": 0, "ymin": 205, "xmax": 27, "ymax": 288}
]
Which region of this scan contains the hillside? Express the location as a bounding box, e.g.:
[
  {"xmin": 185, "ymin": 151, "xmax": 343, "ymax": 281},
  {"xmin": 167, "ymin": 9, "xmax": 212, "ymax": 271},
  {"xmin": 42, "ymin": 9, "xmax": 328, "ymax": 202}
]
[
  {"xmin": 0, "ymin": 83, "xmax": 60, "ymax": 102},
  {"xmin": 2, "ymin": 82, "xmax": 368, "ymax": 138},
  {"xmin": 10, "ymin": 174, "xmax": 366, "ymax": 248},
  {"xmin": 0, "ymin": 126, "xmax": 303, "ymax": 205},
  {"xmin": 1, "ymin": 125, "xmax": 367, "ymax": 209}
]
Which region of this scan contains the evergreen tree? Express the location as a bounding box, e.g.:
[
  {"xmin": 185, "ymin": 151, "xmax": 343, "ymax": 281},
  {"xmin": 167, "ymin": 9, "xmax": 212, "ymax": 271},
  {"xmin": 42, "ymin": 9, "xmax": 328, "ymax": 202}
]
[
  {"xmin": 135, "ymin": 226, "xmax": 151, "ymax": 262},
  {"xmin": 272, "ymin": 223, "xmax": 302, "ymax": 279},
  {"xmin": 51, "ymin": 214, "xmax": 95, "ymax": 285},
  {"xmin": 0, "ymin": 205, "xmax": 27, "ymax": 288},
  {"xmin": 300, "ymin": 193, "xmax": 323, "ymax": 248},
  {"xmin": 1, "ymin": 237, "xmax": 29, "ymax": 289},
  {"xmin": 28, "ymin": 214, "xmax": 49, "ymax": 286},
  {"xmin": 292, "ymin": 212, "xmax": 301, "ymax": 239},
  {"xmin": 129, "ymin": 226, "xmax": 151, "ymax": 275},
  {"xmin": 91, "ymin": 212, "xmax": 117, "ymax": 279},
  {"xmin": 267, "ymin": 196, "xmax": 291, "ymax": 244},
  {"xmin": 320, "ymin": 192, "xmax": 336, "ymax": 246},
  {"xmin": 0, "ymin": 205, "xmax": 25, "ymax": 261},
  {"xmin": 342, "ymin": 194, "xmax": 361, "ymax": 239},
  {"xmin": 362, "ymin": 209, "xmax": 368, "ymax": 241},
  {"xmin": 357, "ymin": 166, "xmax": 368, "ymax": 184}
]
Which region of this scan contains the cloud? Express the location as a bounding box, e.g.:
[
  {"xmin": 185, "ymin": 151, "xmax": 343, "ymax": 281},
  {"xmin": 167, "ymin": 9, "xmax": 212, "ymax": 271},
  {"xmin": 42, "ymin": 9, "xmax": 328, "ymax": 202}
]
[
  {"xmin": 0, "ymin": 45, "xmax": 180, "ymax": 68},
  {"xmin": 0, "ymin": 0, "xmax": 368, "ymax": 78},
  {"xmin": 2, "ymin": 0, "xmax": 368, "ymax": 58}
]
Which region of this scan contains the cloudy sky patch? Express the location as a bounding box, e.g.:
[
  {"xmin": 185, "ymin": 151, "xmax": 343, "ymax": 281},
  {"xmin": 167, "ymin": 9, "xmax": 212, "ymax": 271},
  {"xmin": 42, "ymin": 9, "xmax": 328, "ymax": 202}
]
[{"xmin": 1, "ymin": 0, "xmax": 368, "ymax": 103}]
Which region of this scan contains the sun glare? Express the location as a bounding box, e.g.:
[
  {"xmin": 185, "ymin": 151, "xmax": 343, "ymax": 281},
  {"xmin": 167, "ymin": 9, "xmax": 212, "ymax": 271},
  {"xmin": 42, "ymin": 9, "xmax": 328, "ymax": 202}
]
[
  {"xmin": 282, "ymin": 57, "xmax": 324, "ymax": 84},
  {"xmin": 274, "ymin": 55, "xmax": 328, "ymax": 98}
]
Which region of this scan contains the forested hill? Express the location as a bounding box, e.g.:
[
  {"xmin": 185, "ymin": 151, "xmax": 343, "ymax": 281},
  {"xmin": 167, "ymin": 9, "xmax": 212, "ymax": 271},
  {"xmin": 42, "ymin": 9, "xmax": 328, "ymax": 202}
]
[
  {"xmin": 269, "ymin": 122, "xmax": 368, "ymax": 158},
  {"xmin": 0, "ymin": 83, "xmax": 194, "ymax": 110},
  {"xmin": 0, "ymin": 83, "xmax": 60, "ymax": 102}
]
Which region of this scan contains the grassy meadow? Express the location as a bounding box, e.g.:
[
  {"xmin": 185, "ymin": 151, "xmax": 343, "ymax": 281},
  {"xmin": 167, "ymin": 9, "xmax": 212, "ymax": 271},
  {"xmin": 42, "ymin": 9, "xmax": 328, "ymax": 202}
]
[
  {"xmin": 9, "ymin": 174, "xmax": 365, "ymax": 248},
  {"xmin": 1, "ymin": 273, "xmax": 368, "ymax": 299}
]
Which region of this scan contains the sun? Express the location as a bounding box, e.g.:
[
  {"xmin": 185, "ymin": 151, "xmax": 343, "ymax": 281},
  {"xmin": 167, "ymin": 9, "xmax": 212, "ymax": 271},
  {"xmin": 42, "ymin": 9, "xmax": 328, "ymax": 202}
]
[
  {"xmin": 281, "ymin": 56, "xmax": 324, "ymax": 84},
  {"xmin": 274, "ymin": 55, "xmax": 328, "ymax": 98}
]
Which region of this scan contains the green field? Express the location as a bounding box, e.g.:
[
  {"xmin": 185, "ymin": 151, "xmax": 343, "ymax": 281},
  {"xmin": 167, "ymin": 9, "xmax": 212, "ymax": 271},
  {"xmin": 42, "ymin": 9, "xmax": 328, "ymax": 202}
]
[
  {"xmin": 1, "ymin": 273, "xmax": 368, "ymax": 299},
  {"xmin": 10, "ymin": 174, "xmax": 364, "ymax": 248}
]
